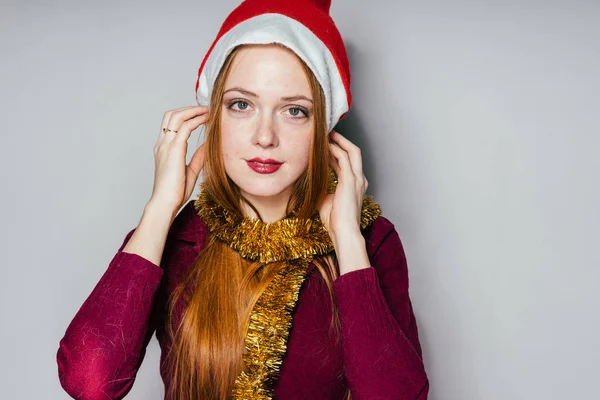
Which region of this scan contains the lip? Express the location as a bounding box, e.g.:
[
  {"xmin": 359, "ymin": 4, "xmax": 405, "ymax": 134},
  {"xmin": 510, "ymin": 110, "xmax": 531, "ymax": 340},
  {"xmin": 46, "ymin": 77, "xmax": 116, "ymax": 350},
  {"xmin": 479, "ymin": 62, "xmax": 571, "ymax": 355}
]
[
  {"xmin": 246, "ymin": 158, "xmax": 283, "ymax": 174},
  {"xmin": 247, "ymin": 158, "xmax": 283, "ymax": 164}
]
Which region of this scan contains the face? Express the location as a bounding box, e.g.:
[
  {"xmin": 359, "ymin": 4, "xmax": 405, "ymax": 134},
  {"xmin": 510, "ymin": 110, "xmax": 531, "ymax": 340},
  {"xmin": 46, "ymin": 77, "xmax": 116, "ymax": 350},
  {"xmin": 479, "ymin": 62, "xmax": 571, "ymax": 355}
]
[{"xmin": 220, "ymin": 44, "xmax": 314, "ymax": 210}]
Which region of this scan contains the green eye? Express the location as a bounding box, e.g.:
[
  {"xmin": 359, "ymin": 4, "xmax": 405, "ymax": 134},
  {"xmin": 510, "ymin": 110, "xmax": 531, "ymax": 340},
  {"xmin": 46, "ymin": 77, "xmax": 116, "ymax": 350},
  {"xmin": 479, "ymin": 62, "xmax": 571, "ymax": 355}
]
[
  {"xmin": 287, "ymin": 107, "xmax": 308, "ymax": 118},
  {"xmin": 231, "ymin": 100, "xmax": 249, "ymax": 111}
]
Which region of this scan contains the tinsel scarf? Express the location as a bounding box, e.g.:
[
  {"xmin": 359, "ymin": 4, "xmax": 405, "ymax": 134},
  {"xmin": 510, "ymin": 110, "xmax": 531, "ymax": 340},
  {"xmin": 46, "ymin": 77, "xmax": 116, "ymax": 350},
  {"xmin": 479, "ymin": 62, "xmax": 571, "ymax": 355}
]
[{"xmin": 193, "ymin": 177, "xmax": 381, "ymax": 399}]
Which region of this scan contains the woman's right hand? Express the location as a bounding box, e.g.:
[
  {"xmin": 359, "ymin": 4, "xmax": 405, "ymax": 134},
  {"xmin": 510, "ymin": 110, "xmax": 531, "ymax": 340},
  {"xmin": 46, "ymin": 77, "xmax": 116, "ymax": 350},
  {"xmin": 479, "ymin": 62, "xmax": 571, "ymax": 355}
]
[{"xmin": 148, "ymin": 105, "xmax": 210, "ymax": 215}]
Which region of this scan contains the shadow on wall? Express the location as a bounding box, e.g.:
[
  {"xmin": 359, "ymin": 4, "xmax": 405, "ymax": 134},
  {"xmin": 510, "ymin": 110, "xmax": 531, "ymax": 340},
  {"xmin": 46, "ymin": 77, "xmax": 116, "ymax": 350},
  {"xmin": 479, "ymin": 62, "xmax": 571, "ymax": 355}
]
[
  {"xmin": 333, "ymin": 41, "xmax": 380, "ymax": 196},
  {"xmin": 338, "ymin": 41, "xmax": 441, "ymax": 396}
]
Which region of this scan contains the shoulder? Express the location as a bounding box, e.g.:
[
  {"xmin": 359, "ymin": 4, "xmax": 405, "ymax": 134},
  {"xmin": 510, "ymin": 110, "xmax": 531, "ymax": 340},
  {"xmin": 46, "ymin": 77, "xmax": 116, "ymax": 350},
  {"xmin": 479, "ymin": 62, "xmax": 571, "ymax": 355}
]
[
  {"xmin": 166, "ymin": 199, "xmax": 209, "ymax": 247},
  {"xmin": 362, "ymin": 215, "xmax": 403, "ymax": 258}
]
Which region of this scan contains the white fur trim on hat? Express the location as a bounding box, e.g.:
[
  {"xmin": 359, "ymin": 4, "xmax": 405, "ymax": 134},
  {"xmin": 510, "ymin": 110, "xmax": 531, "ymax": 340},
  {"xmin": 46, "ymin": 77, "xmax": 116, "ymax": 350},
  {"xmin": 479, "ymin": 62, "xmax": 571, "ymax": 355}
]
[{"xmin": 196, "ymin": 13, "xmax": 349, "ymax": 131}]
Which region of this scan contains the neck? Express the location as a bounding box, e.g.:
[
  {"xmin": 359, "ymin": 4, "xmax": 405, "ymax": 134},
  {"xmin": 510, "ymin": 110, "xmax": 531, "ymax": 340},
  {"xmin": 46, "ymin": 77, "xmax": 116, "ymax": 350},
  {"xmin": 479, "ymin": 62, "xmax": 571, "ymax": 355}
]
[{"xmin": 240, "ymin": 188, "xmax": 293, "ymax": 223}]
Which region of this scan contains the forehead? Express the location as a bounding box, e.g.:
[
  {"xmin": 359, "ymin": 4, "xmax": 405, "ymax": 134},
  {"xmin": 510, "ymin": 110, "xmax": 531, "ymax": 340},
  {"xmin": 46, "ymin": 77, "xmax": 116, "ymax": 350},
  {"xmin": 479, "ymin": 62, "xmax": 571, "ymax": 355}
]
[{"xmin": 225, "ymin": 44, "xmax": 311, "ymax": 95}]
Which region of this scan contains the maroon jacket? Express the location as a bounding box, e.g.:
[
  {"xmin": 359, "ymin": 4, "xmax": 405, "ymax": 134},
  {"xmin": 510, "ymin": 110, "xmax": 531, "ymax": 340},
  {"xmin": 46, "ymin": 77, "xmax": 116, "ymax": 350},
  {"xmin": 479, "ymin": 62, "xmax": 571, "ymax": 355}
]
[{"xmin": 57, "ymin": 200, "xmax": 429, "ymax": 399}]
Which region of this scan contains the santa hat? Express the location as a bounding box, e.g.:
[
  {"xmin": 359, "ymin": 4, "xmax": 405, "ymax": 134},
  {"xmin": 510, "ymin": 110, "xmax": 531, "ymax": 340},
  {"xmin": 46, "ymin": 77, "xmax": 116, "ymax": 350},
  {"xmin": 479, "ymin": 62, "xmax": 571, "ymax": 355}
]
[{"xmin": 194, "ymin": 0, "xmax": 351, "ymax": 131}]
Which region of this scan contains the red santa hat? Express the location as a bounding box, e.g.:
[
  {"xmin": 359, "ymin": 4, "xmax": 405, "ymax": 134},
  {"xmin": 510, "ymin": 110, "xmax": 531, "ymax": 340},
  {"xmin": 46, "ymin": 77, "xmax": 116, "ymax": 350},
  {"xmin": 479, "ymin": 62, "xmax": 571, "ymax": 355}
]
[{"xmin": 194, "ymin": 0, "xmax": 351, "ymax": 131}]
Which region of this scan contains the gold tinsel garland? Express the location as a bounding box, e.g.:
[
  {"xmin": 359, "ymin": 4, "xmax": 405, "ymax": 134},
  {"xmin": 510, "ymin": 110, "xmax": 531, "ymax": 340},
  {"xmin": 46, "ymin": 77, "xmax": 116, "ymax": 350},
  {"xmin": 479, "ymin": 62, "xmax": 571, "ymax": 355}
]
[
  {"xmin": 194, "ymin": 191, "xmax": 381, "ymax": 264},
  {"xmin": 229, "ymin": 257, "xmax": 312, "ymax": 399},
  {"xmin": 193, "ymin": 177, "xmax": 381, "ymax": 399}
]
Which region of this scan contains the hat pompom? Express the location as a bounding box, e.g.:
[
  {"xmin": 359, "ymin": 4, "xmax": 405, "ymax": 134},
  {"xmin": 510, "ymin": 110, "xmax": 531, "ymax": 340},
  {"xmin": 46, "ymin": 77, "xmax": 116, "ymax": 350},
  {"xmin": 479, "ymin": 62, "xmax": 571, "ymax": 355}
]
[{"xmin": 309, "ymin": 0, "xmax": 332, "ymax": 13}]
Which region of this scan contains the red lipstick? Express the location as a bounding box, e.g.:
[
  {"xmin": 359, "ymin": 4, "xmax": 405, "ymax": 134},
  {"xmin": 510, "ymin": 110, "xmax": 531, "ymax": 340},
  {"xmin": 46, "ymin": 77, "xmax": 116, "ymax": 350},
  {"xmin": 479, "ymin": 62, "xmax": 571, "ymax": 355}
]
[{"xmin": 246, "ymin": 158, "xmax": 283, "ymax": 174}]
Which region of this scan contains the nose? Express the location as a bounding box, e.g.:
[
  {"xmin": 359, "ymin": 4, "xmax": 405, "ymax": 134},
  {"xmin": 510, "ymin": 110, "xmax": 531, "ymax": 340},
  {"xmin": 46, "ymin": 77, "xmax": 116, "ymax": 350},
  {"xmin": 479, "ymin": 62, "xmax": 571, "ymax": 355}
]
[{"xmin": 251, "ymin": 113, "xmax": 278, "ymax": 148}]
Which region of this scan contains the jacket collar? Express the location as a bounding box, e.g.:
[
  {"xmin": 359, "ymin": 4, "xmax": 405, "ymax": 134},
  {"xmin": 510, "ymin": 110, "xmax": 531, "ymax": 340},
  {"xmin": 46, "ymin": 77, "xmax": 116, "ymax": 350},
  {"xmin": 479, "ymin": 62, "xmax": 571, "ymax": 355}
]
[{"xmin": 171, "ymin": 200, "xmax": 208, "ymax": 254}]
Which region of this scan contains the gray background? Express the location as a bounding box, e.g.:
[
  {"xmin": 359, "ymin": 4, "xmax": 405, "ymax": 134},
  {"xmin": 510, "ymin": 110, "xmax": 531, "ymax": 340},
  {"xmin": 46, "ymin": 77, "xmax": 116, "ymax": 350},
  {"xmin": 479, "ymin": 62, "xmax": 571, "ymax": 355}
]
[{"xmin": 1, "ymin": 0, "xmax": 599, "ymax": 399}]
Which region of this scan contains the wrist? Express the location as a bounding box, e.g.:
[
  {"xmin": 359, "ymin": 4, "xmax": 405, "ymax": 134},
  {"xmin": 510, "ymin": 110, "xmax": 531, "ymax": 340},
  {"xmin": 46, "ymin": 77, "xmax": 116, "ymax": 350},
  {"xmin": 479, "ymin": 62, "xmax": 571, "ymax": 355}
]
[
  {"xmin": 144, "ymin": 200, "xmax": 178, "ymax": 224},
  {"xmin": 331, "ymin": 226, "xmax": 362, "ymax": 249},
  {"xmin": 333, "ymin": 233, "xmax": 370, "ymax": 275}
]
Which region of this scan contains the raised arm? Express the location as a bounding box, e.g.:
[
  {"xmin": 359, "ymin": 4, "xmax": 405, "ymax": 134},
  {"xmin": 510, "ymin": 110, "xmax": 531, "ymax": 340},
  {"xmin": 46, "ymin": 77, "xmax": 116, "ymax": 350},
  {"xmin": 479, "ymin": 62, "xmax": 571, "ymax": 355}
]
[
  {"xmin": 57, "ymin": 106, "xmax": 209, "ymax": 399},
  {"xmin": 56, "ymin": 202, "xmax": 172, "ymax": 400},
  {"xmin": 333, "ymin": 217, "xmax": 429, "ymax": 399}
]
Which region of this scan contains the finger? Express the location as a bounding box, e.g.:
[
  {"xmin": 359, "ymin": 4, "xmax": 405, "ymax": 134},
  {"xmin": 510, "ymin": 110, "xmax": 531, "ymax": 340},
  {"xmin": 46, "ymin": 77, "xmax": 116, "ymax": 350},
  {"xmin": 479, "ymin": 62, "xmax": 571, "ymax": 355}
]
[
  {"xmin": 157, "ymin": 110, "xmax": 174, "ymax": 147},
  {"xmin": 165, "ymin": 105, "xmax": 209, "ymax": 133},
  {"xmin": 167, "ymin": 105, "xmax": 209, "ymax": 130},
  {"xmin": 330, "ymin": 130, "xmax": 363, "ymax": 180},
  {"xmin": 161, "ymin": 105, "xmax": 199, "ymax": 130},
  {"xmin": 318, "ymin": 193, "xmax": 334, "ymax": 219},
  {"xmin": 162, "ymin": 106, "xmax": 210, "ymax": 145},
  {"xmin": 187, "ymin": 143, "xmax": 206, "ymax": 178},
  {"xmin": 157, "ymin": 106, "xmax": 197, "ymax": 144},
  {"xmin": 172, "ymin": 112, "xmax": 210, "ymax": 145},
  {"xmin": 328, "ymin": 150, "xmax": 340, "ymax": 176},
  {"xmin": 328, "ymin": 140, "xmax": 355, "ymax": 184}
]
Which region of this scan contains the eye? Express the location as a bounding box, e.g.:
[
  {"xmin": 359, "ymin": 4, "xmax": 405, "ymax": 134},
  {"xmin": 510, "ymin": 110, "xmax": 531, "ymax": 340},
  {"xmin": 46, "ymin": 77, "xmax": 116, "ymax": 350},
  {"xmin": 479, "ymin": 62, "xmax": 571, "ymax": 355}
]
[
  {"xmin": 228, "ymin": 100, "xmax": 251, "ymax": 112},
  {"xmin": 286, "ymin": 107, "xmax": 309, "ymax": 118}
]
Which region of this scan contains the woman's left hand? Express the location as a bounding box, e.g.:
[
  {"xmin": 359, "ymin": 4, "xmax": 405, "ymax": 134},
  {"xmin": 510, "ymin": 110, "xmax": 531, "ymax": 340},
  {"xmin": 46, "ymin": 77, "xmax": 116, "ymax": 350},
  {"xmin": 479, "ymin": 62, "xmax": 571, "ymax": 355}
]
[{"xmin": 318, "ymin": 130, "xmax": 368, "ymax": 246}]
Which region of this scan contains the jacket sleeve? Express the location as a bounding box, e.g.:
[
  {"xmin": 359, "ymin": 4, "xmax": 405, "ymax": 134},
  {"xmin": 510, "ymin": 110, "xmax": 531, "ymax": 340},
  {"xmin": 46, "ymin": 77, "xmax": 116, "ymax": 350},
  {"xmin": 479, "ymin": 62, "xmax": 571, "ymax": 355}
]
[
  {"xmin": 56, "ymin": 228, "xmax": 166, "ymax": 400},
  {"xmin": 333, "ymin": 217, "xmax": 429, "ymax": 399}
]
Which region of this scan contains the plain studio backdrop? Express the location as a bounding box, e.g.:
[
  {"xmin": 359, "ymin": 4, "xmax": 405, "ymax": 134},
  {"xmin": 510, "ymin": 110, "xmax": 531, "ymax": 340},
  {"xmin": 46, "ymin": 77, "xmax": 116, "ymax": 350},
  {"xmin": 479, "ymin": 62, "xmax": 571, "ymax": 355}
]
[{"xmin": 1, "ymin": 0, "xmax": 598, "ymax": 399}]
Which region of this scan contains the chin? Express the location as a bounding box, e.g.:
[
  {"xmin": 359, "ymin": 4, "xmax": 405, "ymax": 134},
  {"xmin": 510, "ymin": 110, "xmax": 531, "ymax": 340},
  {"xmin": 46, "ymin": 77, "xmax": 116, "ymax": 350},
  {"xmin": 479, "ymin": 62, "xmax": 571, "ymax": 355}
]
[
  {"xmin": 234, "ymin": 176, "xmax": 294, "ymax": 199},
  {"xmin": 226, "ymin": 165, "xmax": 301, "ymax": 201}
]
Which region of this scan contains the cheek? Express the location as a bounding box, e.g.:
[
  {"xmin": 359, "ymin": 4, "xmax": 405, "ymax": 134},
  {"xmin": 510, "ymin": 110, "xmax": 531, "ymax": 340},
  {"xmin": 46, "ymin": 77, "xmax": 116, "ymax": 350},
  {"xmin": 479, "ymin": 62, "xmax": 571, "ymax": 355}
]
[
  {"xmin": 220, "ymin": 119, "xmax": 243, "ymax": 161},
  {"xmin": 286, "ymin": 134, "xmax": 312, "ymax": 169},
  {"xmin": 220, "ymin": 136, "xmax": 234, "ymax": 162}
]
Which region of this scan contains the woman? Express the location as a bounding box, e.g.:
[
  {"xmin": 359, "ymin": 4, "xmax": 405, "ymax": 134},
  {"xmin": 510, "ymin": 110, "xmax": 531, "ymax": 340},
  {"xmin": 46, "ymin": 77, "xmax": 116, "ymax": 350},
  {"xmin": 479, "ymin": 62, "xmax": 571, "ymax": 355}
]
[{"xmin": 57, "ymin": 1, "xmax": 429, "ymax": 399}]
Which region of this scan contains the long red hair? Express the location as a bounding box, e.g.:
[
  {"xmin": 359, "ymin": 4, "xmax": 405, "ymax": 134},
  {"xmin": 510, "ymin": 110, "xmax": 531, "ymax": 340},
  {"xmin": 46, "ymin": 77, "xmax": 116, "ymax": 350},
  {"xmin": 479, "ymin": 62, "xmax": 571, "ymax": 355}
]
[{"xmin": 164, "ymin": 44, "xmax": 351, "ymax": 399}]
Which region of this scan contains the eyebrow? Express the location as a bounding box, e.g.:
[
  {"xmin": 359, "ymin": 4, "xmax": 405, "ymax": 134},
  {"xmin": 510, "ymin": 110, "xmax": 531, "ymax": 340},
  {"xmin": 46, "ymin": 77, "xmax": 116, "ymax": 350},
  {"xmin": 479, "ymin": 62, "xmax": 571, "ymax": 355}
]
[{"xmin": 223, "ymin": 87, "xmax": 313, "ymax": 103}]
